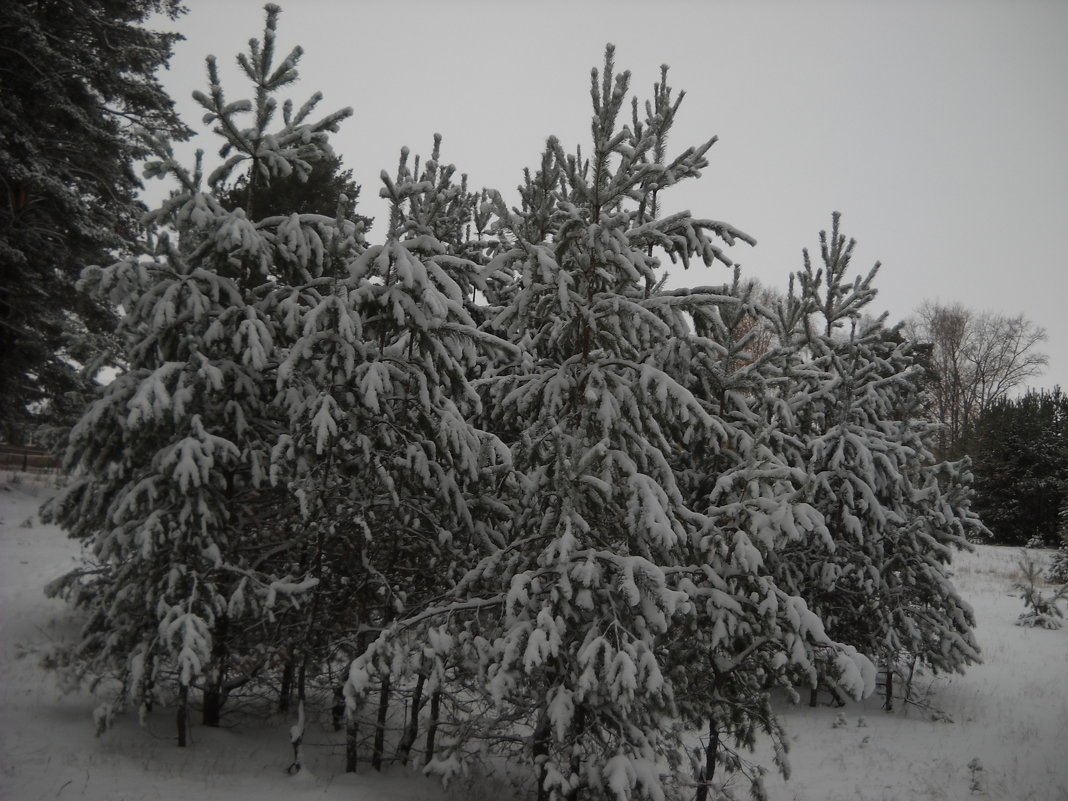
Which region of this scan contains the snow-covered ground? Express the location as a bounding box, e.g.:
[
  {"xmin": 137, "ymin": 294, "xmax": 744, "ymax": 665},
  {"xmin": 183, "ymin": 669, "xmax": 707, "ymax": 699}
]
[{"xmin": 2, "ymin": 475, "xmax": 1066, "ymax": 800}]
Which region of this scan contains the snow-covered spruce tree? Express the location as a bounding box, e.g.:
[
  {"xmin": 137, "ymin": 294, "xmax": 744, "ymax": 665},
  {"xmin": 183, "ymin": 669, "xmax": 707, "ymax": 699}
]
[
  {"xmin": 775, "ymin": 215, "xmax": 981, "ymax": 709},
  {"xmin": 348, "ymin": 49, "xmax": 871, "ymax": 801},
  {"xmin": 44, "ymin": 4, "xmax": 356, "ymax": 744}
]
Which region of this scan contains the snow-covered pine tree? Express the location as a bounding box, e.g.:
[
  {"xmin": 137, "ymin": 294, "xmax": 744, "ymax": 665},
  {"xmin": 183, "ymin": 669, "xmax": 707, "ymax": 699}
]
[
  {"xmin": 777, "ymin": 215, "xmax": 981, "ymax": 709},
  {"xmin": 269, "ymin": 136, "xmax": 513, "ymax": 771},
  {"xmin": 44, "ymin": 4, "xmax": 357, "ymax": 743},
  {"xmin": 658, "ymin": 270, "xmax": 871, "ymax": 800},
  {"xmin": 348, "ymin": 49, "xmax": 871, "ymax": 801}
]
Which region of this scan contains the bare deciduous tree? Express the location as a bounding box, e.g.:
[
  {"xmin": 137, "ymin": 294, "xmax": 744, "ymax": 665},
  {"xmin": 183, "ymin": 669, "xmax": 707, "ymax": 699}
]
[{"xmin": 908, "ymin": 301, "xmax": 1048, "ymax": 456}]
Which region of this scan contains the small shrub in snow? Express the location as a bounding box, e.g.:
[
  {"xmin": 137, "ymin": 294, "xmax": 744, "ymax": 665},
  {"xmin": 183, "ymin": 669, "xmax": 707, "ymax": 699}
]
[
  {"xmin": 1047, "ymin": 545, "xmax": 1068, "ymax": 584},
  {"xmin": 967, "ymin": 757, "xmax": 985, "ymax": 794},
  {"xmin": 1013, "ymin": 555, "xmax": 1067, "ymax": 629}
]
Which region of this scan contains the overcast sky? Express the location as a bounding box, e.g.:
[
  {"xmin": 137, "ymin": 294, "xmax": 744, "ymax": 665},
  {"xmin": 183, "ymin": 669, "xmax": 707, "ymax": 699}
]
[{"xmin": 150, "ymin": 0, "xmax": 1068, "ymax": 391}]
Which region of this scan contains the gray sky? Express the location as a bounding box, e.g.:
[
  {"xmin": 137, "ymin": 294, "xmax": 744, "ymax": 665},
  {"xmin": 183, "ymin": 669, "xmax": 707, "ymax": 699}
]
[{"xmin": 151, "ymin": 0, "xmax": 1068, "ymax": 391}]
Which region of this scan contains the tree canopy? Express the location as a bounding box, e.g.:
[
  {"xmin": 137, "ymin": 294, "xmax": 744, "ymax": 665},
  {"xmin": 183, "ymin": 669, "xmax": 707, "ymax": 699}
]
[
  {"xmin": 40, "ymin": 9, "xmax": 986, "ymax": 800},
  {"xmin": 0, "ymin": 0, "xmax": 190, "ymax": 444}
]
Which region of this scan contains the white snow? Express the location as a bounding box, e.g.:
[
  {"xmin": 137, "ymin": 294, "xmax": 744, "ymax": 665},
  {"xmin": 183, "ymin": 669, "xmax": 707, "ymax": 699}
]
[{"xmin": 2, "ymin": 475, "xmax": 1066, "ymax": 800}]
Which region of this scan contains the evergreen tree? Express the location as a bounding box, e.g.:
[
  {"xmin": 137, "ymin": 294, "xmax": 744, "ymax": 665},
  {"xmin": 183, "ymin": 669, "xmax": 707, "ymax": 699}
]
[
  {"xmin": 771, "ymin": 215, "xmax": 982, "ymax": 707},
  {"xmin": 962, "ymin": 388, "xmax": 1068, "ymax": 546},
  {"xmin": 664, "ymin": 270, "xmax": 866, "ymax": 796},
  {"xmin": 348, "ymin": 50, "xmax": 872, "ymax": 801},
  {"xmin": 44, "ymin": 4, "xmax": 357, "ymax": 744},
  {"xmin": 0, "ymin": 0, "xmax": 190, "ymax": 444},
  {"xmin": 216, "ymin": 151, "xmax": 370, "ymax": 228},
  {"xmin": 274, "ymin": 137, "xmax": 512, "ymax": 771}
]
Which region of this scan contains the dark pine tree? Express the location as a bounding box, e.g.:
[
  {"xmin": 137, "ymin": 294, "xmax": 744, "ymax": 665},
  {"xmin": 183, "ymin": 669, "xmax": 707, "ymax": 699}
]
[
  {"xmin": 0, "ymin": 0, "xmax": 190, "ymax": 444},
  {"xmin": 963, "ymin": 388, "xmax": 1068, "ymax": 546}
]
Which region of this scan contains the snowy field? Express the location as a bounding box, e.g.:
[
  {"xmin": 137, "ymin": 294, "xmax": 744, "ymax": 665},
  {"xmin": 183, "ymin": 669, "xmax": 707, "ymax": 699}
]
[{"xmin": 2, "ymin": 475, "xmax": 1065, "ymax": 801}]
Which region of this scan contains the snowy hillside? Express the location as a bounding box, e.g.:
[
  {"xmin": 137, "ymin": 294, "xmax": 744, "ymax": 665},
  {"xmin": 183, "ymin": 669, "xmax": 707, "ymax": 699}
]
[{"xmin": 1, "ymin": 477, "xmax": 1065, "ymax": 801}]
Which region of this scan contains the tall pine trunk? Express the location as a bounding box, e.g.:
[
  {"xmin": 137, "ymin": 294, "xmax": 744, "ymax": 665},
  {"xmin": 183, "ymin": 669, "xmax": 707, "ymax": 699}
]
[
  {"xmin": 332, "ymin": 685, "xmax": 346, "ymax": 732},
  {"xmin": 564, "ymin": 706, "xmax": 586, "ymax": 801},
  {"xmin": 424, "ymin": 689, "xmax": 441, "ymax": 767},
  {"xmin": 278, "ymin": 657, "xmax": 295, "ymax": 713},
  {"xmin": 176, "ymin": 684, "xmax": 189, "ymax": 747},
  {"xmin": 533, "ymin": 707, "xmax": 551, "ymax": 801},
  {"xmin": 395, "ymin": 672, "xmax": 426, "ymax": 765},
  {"xmin": 202, "ymin": 683, "xmax": 224, "ymax": 727},
  {"xmin": 345, "ymin": 706, "xmax": 359, "ymax": 773},
  {"xmin": 695, "ymin": 717, "xmax": 719, "ymax": 801},
  {"xmin": 883, "ymin": 656, "xmax": 894, "ymax": 712},
  {"xmin": 371, "ymin": 675, "xmax": 391, "ymax": 771}
]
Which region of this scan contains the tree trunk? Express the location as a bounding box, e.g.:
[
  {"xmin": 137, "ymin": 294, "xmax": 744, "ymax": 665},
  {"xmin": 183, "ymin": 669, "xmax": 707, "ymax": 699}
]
[
  {"xmin": 202, "ymin": 685, "xmax": 223, "ymax": 727},
  {"xmin": 395, "ymin": 672, "xmax": 426, "ymax": 766},
  {"xmin": 287, "ymin": 700, "xmax": 306, "ymax": 774},
  {"xmin": 533, "ymin": 707, "xmax": 551, "ymax": 801},
  {"xmin": 278, "ymin": 658, "xmax": 295, "ymax": 713},
  {"xmin": 177, "ymin": 684, "xmax": 189, "ymax": 748},
  {"xmin": 695, "ymin": 717, "xmax": 719, "ymax": 801},
  {"xmin": 424, "ymin": 689, "xmax": 441, "ymax": 767},
  {"xmin": 809, "ymin": 683, "xmax": 819, "ymax": 708},
  {"xmin": 345, "ymin": 706, "xmax": 359, "ymax": 773},
  {"xmin": 902, "ymin": 655, "xmax": 918, "ymax": 707},
  {"xmin": 203, "ymin": 615, "xmax": 229, "ymax": 726},
  {"xmin": 297, "ymin": 655, "xmax": 308, "ymax": 706},
  {"xmin": 371, "ymin": 674, "xmax": 391, "ymax": 771},
  {"xmin": 883, "ymin": 657, "xmax": 894, "ymax": 712},
  {"xmin": 565, "ymin": 706, "xmax": 586, "ymax": 801},
  {"xmin": 332, "ymin": 685, "xmax": 346, "ymax": 732}
]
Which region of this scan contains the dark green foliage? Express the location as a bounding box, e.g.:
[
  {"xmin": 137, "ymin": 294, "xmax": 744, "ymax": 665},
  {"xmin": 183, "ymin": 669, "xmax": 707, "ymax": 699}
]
[
  {"xmin": 962, "ymin": 388, "xmax": 1068, "ymax": 546},
  {"xmin": 0, "ymin": 0, "xmax": 190, "ymax": 443},
  {"xmin": 216, "ymin": 152, "xmax": 369, "ymax": 227}
]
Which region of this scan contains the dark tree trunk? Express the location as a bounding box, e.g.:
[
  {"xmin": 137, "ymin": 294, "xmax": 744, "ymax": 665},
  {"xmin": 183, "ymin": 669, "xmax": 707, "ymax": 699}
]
[
  {"xmin": 345, "ymin": 708, "xmax": 359, "ymax": 773},
  {"xmin": 332, "ymin": 685, "xmax": 346, "ymax": 732},
  {"xmin": 883, "ymin": 657, "xmax": 894, "ymax": 712},
  {"xmin": 203, "ymin": 615, "xmax": 229, "ymax": 726},
  {"xmin": 695, "ymin": 717, "xmax": 719, "ymax": 801},
  {"xmin": 177, "ymin": 684, "xmax": 189, "ymax": 748},
  {"xmin": 279, "ymin": 658, "xmax": 295, "ymax": 713},
  {"xmin": 297, "ymin": 655, "xmax": 308, "ymax": 705},
  {"xmin": 424, "ymin": 689, "xmax": 441, "ymax": 767},
  {"xmin": 202, "ymin": 685, "xmax": 223, "ymax": 727},
  {"xmin": 902, "ymin": 655, "xmax": 918, "ymax": 706},
  {"xmin": 395, "ymin": 672, "xmax": 426, "ymax": 766},
  {"xmin": 809, "ymin": 683, "xmax": 819, "ymax": 708},
  {"xmin": 564, "ymin": 705, "xmax": 586, "ymax": 801},
  {"xmin": 533, "ymin": 708, "xmax": 551, "ymax": 801},
  {"xmin": 371, "ymin": 674, "xmax": 391, "ymax": 771}
]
